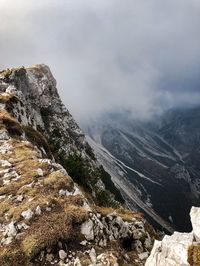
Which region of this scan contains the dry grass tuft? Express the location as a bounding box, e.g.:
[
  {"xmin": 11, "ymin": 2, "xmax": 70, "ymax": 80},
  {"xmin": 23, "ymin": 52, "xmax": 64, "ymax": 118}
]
[
  {"xmin": 43, "ymin": 170, "xmax": 73, "ymax": 192},
  {"xmin": 22, "ymin": 205, "xmax": 88, "ymax": 259},
  {"xmin": 94, "ymin": 206, "xmax": 143, "ymax": 222},
  {"xmin": 0, "ymin": 109, "xmax": 22, "ymax": 136},
  {"xmin": 188, "ymin": 244, "xmax": 200, "ymax": 265},
  {"xmin": 0, "ymin": 199, "xmax": 13, "ymax": 218},
  {"xmin": 0, "ymin": 93, "xmax": 15, "ymax": 103},
  {"xmin": 0, "ymin": 246, "xmax": 27, "ymax": 266}
]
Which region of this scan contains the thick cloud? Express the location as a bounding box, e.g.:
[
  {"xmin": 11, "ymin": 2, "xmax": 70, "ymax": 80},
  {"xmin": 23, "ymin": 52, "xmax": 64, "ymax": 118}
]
[{"xmin": 0, "ymin": 0, "xmax": 200, "ymax": 121}]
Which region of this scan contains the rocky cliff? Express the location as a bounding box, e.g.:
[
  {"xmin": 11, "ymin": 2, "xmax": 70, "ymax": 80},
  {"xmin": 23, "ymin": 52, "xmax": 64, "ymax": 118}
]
[{"xmin": 0, "ymin": 65, "xmax": 155, "ymax": 266}]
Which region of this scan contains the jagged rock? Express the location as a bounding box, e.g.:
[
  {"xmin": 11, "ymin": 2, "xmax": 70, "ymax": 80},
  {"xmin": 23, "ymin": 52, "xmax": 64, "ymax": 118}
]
[
  {"xmin": 81, "ymin": 219, "xmax": 94, "ymax": 241},
  {"xmin": 16, "ymin": 195, "xmax": 24, "ymax": 202},
  {"xmin": 21, "ymin": 209, "xmax": 34, "ymax": 220},
  {"xmin": 2, "ymin": 236, "xmax": 13, "ymax": 245},
  {"xmin": 4, "ymin": 221, "xmax": 17, "ymax": 238},
  {"xmin": 146, "ymin": 206, "xmax": 200, "ymax": 266},
  {"xmin": 190, "ymin": 206, "xmax": 200, "ymax": 241},
  {"xmin": 138, "ymin": 252, "xmax": 149, "ymax": 261},
  {"xmin": 89, "ymin": 248, "xmax": 96, "ymax": 264},
  {"xmin": 35, "ymin": 205, "xmax": 42, "ymax": 215},
  {"xmin": 145, "ymin": 232, "xmax": 193, "ymax": 266},
  {"xmin": 0, "ymin": 160, "xmax": 11, "ymax": 167}
]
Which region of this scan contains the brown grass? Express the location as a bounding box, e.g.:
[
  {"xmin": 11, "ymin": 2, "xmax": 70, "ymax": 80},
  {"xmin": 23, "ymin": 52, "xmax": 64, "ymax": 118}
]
[
  {"xmin": 188, "ymin": 244, "xmax": 200, "ymax": 266},
  {"xmin": 0, "ymin": 93, "xmax": 15, "ymax": 103},
  {"xmin": 0, "ymin": 199, "xmax": 13, "ymax": 219},
  {"xmin": 94, "ymin": 206, "xmax": 143, "ymax": 222},
  {"xmin": 43, "ymin": 170, "xmax": 73, "ymax": 192},
  {"xmin": 0, "ymin": 245, "xmax": 28, "ymax": 266},
  {"xmin": 22, "ymin": 205, "xmax": 88, "ymax": 259},
  {"xmin": 0, "ymin": 110, "xmax": 22, "ymax": 135}
]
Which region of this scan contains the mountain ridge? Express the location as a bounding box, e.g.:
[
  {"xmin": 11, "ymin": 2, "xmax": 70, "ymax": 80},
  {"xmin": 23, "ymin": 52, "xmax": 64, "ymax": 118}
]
[
  {"xmin": 84, "ymin": 109, "xmax": 200, "ymax": 232},
  {"xmin": 0, "ymin": 64, "xmax": 155, "ymax": 266}
]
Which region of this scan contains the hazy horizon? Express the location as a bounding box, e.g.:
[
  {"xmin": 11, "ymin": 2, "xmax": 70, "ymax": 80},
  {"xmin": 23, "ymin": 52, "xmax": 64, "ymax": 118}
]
[{"xmin": 0, "ymin": 0, "xmax": 200, "ymax": 122}]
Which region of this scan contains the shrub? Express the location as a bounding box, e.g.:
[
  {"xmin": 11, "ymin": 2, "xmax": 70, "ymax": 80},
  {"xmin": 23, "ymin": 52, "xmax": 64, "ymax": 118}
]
[{"xmin": 95, "ymin": 166, "xmax": 125, "ymax": 204}]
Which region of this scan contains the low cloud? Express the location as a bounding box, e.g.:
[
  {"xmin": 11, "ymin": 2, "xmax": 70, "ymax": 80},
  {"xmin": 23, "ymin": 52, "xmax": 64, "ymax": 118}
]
[{"xmin": 0, "ymin": 0, "xmax": 200, "ymax": 121}]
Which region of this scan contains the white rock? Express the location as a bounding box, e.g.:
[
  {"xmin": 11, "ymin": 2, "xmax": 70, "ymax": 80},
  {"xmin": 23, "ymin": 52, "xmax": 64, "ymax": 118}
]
[
  {"xmin": 59, "ymin": 250, "xmax": 67, "ymax": 260},
  {"xmin": 81, "ymin": 219, "xmax": 94, "ymax": 241},
  {"xmin": 73, "ymin": 187, "xmax": 82, "ymax": 196},
  {"xmin": 0, "ymin": 160, "xmax": 11, "ymax": 167},
  {"xmin": 37, "ymin": 168, "xmax": 43, "ymax": 177},
  {"xmin": 16, "ymin": 195, "xmax": 24, "ymax": 202},
  {"xmin": 138, "ymin": 252, "xmax": 149, "ymax": 260},
  {"xmin": 0, "ymin": 130, "xmax": 9, "ymax": 140},
  {"xmin": 21, "ymin": 209, "xmax": 34, "ymax": 220},
  {"xmin": 59, "ymin": 189, "xmax": 67, "ymax": 196},
  {"xmin": 74, "ymin": 257, "xmax": 82, "ymax": 266},
  {"xmin": 80, "ymin": 240, "xmax": 87, "ymax": 246},
  {"xmin": 4, "ymin": 221, "xmax": 17, "ymax": 237},
  {"xmin": 0, "ymin": 142, "xmax": 13, "ymax": 154},
  {"xmin": 2, "ymin": 236, "xmax": 13, "ymax": 245},
  {"xmin": 89, "ymin": 248, "xmax": 96, "ymax": 264},
  {"xmin": 35, "ymin": 205, "xmax": 42, "ymax": 215},
  {"xmin": 145, "ymin": 232, "xmax": 194, "ymax": 266},
  {"xmin": 190, "ymin": 206, "xmax": 200, "ymax": 241}
]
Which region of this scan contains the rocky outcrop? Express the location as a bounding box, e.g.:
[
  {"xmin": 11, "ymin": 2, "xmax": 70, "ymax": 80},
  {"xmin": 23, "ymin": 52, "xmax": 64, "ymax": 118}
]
[
  {"xmin": 0, "ymin": 65, "xmax": 155, "ymax": 266},
  {"xmin": 0, "ymin": 65, "xmax": 124, "ymax": 207},
  {"xmin": 145, "ymin": 206, "xmax": 200, "ymax": 266}
]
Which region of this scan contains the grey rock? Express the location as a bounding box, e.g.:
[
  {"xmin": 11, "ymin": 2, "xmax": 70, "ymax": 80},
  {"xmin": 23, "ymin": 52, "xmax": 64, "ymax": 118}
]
[{"xmin": 59, "ymin": 250, "xmax": 67, "ymax": 260}]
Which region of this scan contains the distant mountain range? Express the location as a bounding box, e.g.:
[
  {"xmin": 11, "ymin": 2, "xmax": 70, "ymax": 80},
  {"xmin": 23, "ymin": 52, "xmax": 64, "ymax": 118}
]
[{"xmin": 84, "ymin": 107, "xmax": 200, "ymax": 232}]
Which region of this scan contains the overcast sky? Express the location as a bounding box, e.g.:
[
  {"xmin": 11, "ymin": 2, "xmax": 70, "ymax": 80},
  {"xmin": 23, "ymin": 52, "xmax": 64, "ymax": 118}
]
[{"xmin": 0, "ymin": 0, "xmax": 200, "ymax": 121}]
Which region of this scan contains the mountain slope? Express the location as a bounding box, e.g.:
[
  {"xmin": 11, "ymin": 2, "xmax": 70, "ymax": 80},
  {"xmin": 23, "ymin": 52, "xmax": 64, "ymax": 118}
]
[
  {"xmin": 85, "ymin": 111, "xmax": 200, "ymax": 232},
  {"xmin": 0, "ymin": 65, "xmax": 155, "ymax": 266}
]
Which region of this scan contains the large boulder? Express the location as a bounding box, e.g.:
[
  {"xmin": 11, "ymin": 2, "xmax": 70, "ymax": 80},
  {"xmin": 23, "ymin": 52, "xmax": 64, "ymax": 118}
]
[
  {"xmin": 145, "ymin": 232, "xmax": 193, "ymax": 266},
  {"xmin": 145, "ymin": 206, "xmax": 200, "ymax": 266}
]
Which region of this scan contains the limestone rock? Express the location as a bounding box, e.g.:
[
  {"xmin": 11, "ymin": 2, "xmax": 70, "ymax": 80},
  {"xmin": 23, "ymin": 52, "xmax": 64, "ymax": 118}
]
[
  {"xmin": 145, "ymin": 232, "xmax": 193, "ymax": 266},
  {"xmin": 21, "ymin": 209, "xmax": 34, "ymax": 220},
  {"xmin": 59, "ymin": 250, "xmax": 67, "ymax": 260},
  {"xmin": 81, "ymin": 219, "xmax": 94, "ymax": 241},
  {"xmin": 190, "ymin": 206, "xmax": 200, "ymax": 241}
]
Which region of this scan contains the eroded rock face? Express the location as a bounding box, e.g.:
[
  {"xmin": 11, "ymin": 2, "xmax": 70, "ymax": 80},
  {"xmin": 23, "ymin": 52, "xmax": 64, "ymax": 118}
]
[{"xmin": 145, "ymin": 206, "xmax": 200, "ymax": 266}]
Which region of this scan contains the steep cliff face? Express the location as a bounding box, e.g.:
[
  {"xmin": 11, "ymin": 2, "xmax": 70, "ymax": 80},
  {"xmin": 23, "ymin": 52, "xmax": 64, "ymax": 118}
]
[
  {"xmin": 0, "ymin": 65, "xmax": 155, "ymax": 266},
  {"xmin": 0, "ymin": 65, "xmax": 124, "ymax": 207}
]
